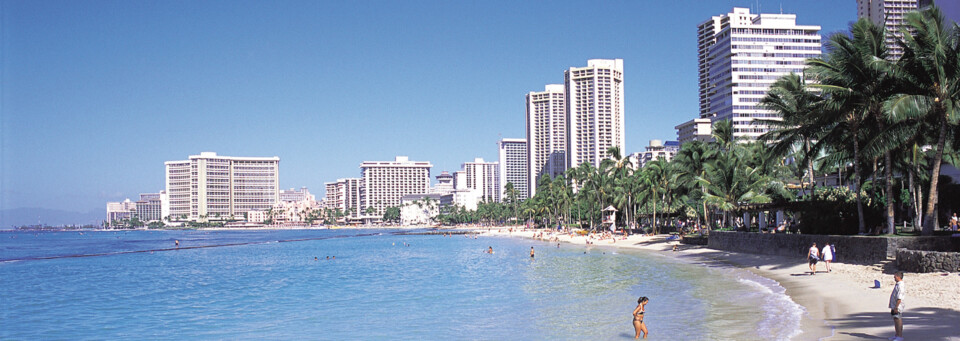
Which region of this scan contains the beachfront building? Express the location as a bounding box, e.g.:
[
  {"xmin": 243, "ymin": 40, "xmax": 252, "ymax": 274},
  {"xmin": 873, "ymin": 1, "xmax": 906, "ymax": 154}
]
[
  {"xmin": 463, "ymin": 158, "xmax": 500, "ymax": 203},
  {"xmin": 323, "ymin": 178, "xmax": 363, "ymax": 222},
  {"xmin": 676, "ymin": 118, "xmax": 713, "ymax": 144},
  {"xmin": 565, "ymin": 59, "xmax": 625, "ymax": 170},
  {"xmin": 360, "ymin": 156, "xmax": 432, "ymax": 221},
  {"xmin": 698, "ymin": 8, "xmax": 821, "ymax": 140},
  {"xmin": 526, "ymin": 84, "xmax": 566, "ymax": 196},
  {"xmin": 857, "ymin": 0, "xmax": 932, "ymax": 60},
  {"xmin": 164, "ymin": 152, "xmax": 279, "ymax": 222},
  {"xmin": 135, "ymin": 192, "xmax": 164, "ymax": 222},
  {"xmin": 498, "ymin": 138, "xmax": 529, "ymax": 201},
  {"xmin": 280, "ymin": 187, "xmax": 315, "ymax": 203},
  {"xmin": 106, "ymin": 199, "xmax": 137, "ymax": 227},
  {"xmin": 429, "ymin": 171, "xmax": 455, "ymax": 195},
  {"xmin": 400, "ymin": 193, "xmax": 453, "ymax": 226},
  {"xmin": 631, "ymin": 140, "xmax": 680, "ymax": 169}
]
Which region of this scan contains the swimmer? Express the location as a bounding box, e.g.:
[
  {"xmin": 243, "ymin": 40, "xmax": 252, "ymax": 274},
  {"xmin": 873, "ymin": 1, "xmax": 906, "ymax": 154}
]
[
  {"xmin": 557, "ymin": 243, "xmax": 560, "ymax": 248},
  {"xmin": 314, "ymin": 257, "xmax": 318, "ymax": 261},
  {"xmin": 530, "ymin": 247, "xmax": 535, "ymax": 258},
  {"xmin": 326, "ymin": 256, "xmax": 330, "ymax": 260},
  {"xmin": 487, "ymin": 246, "xmax": 494, "ymax": 254},
  {"xmin": 633, "ymin": 296, "xmax": 649, "ymax": 339},
  {"xmin": 332, "ymin": 256, "xmax": 335, "ymax": 260},
  {"xmin": 175, "ymin": 240, "xmax": 179, "ymax": 247}
]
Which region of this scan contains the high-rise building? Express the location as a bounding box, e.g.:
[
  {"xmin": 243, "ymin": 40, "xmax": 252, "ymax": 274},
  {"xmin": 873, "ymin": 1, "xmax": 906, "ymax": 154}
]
[
  {"xmin": 699, "ymin": 8, "xmax": 821, "ymax": 140},
  {"xmin": 565, "ymin": 59, "xmax": 625, "ymax": 170},
  {"xmin": 323, "ymin": 178, "xmax": 362, "ymax": 220},
  {"xmin": 106, "ymin": 199, "xmax": 137, "ymax": 226},
  {"xmin": 857, "ymin": 0, "xmax": 933, "ymax": 60},
  {"xmin": 360, "ymin": 156, "xmax": 432, "ymax": 220},
  {"xmin": 526, "ymin": 84, "xmax": 566, "ymax": 196},
  {"xmin": 280, "ymin": 187, "xmax": 315, "ymax": 203},
  {"xmin": 135, "ymin": 192, "xmax": 163, "ymax": 222},
  {"xmin": 676, "ymin": 118, "xmax": 713, "ymax": 144},
  {"xmin": 461, "ymin": 158, "xmax": 499, "ymax": 203},
  {"xmin": 164, "ymin": 152, "xmax": 279, "ymax": 222},
  {"xmin": 498, "ymin": 138, "xmax": 528, "ymax": 201}
]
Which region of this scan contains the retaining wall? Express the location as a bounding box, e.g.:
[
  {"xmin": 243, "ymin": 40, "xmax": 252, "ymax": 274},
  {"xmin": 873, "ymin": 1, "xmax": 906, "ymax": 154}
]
[
  {"xmin": 707, "ymin": 231, "xmax": 959, "ymax": 265},
  {"xmin": 896, "ymin": 249, "xmax": 960, "ymax": 273}
]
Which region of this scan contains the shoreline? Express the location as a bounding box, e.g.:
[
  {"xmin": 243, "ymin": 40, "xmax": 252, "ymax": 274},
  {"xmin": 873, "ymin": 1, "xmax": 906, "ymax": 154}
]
[{"xmin": 481, "ymin": 228, "xmax": 960, "ymax": 341}]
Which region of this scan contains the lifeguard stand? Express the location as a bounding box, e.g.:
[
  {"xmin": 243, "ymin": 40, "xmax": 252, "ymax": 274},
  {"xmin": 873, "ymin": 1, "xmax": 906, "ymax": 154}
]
[{"xmin": 602, "ymin": 205, "xmax": 617, "ymax": 231}]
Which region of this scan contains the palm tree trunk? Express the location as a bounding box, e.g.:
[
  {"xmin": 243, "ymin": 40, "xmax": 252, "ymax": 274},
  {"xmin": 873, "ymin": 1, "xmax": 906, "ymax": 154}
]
[
  {"xmin": 922, "ymin": 114, "xmax": 948, "ymax": 235},
  {"xmin": 884, "ymin": 151, "xmax": 895, "ymax": 234},
  {"xmin": 853, "ymin": 131, "xmax": 866, "ymax": 234},
  {"xmin": 806, "ymin": 139, "xmax": 816, "ymax": 198}
]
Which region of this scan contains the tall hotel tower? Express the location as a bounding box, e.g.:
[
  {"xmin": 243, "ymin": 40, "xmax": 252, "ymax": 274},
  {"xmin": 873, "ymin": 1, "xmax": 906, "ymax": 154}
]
[
  {"xmin": 565, "ymin": 59, "xmax": 624, "ymax": 170},
  {"xmin": 699, "ymin": 8, "xmax": 821, "ymax": 140},
  {"xmin": 164, "ymin": 152, "xmax": 279, "ymax": 222},
  {"xmin": 857, "ymin": 0, "xmax": 932, "ymax": 60},
  {"xmin": 360, "ymin": 156, "xmax": 432, "ymax": 219},
  {"xmin": 526, "ymin": 84, "xmax": 566, "ymax": 196},
  {"xmin": 498, "ymin": 138, "xmax": 529, "ymax": 200}
]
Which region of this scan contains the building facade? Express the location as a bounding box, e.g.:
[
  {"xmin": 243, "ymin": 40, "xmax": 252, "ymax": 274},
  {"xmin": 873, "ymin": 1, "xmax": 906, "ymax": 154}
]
[
  {"xmin": 565, "ymin": 59, "xmax": 625, "ymax": 170},
  {"xmin": 699, "ymin": 8, "xmax": 821, "ymax": 140},
  {"xmin": 498, "ymin": 138, "xmax": 528, "ymax": 201},
  {"xmin": 857, "ymin": 0, "xmax": 932, "ymax": 60},
  {"xmin": 106, "ymin": 199, "xmax": 137, "ymax": 226},
  {"xmin": 135, "ymin": 192, "xmax": 163, "ymax": 222},
  {"xmin": 323, "ymin": 178, "xmax": 363, "ymax": 221},
  {"xmin": 164, "ymin": 152, "xmax": 279, "ymax": 222},
  {"xmin": 400, "ymin": 193, "xmax": 453, "ymax": 226},
  {"xmin": 280, "ymin": 187, "xmax": 315, "ymax": 203},
  {"xmin": 526, "ymin": 84, "xmax": 566, "ymax": 196},
  {"xmin": 461, "ymin": 158, "xmax": 499, "ymax": 203},
  {"xmin": 676, "ymin": 118, "xmax": 713, "ymax": 144},
  {"xmin": 360, "ymin": 156, "xmax": 432, "ymax": 220},
  {"xmin": 430, "ymin": 171, "xmax": 455, "ymax": 195},
  {"xmin": 632, "ymin": 140, "xmax": 680, "ymax": 169}
]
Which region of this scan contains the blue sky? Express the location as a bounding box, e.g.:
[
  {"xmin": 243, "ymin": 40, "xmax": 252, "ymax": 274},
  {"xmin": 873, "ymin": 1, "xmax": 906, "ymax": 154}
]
[{"xmin": 2, "ymin": 0, "xmax": 861, "ymax": 214}]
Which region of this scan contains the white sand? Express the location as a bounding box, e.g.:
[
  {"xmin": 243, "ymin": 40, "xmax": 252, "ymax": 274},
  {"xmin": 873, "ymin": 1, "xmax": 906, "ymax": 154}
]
[{"xmin": 479, "ymin": 227, "xmax": 960, "ymax": 340}]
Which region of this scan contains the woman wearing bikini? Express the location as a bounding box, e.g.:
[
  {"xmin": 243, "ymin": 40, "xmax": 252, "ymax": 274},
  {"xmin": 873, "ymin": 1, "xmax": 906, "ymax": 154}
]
[{"xmin": 632, "ymin": 296, "xmax": 649, "ymax": 339}]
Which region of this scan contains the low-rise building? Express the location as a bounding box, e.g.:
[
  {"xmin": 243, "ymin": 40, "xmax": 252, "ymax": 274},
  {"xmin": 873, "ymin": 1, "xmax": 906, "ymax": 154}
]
[
  {"xmin": 676, "ymin": 118, "xmax": 713, "ymax": 144},
  {"xmin": 400, "ymin": 193, "xmax": 453, "ymax": 226},
  {"xmin": 106, "ymin": 199, "xmax": 137, "ymax": 226},
  {"xmin": 135, "ymin": 192, "xmax": 164, "ymax": 222}
]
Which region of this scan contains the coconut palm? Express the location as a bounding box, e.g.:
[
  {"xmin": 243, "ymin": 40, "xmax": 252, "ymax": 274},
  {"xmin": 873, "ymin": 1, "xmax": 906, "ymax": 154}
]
[
  {"xmin": 886, "ymin": 5, "xmax": 960, "ymax": 235},
  {"xmin": 759, "ymin": 72, "xmax": 824, "ymax": 198}
]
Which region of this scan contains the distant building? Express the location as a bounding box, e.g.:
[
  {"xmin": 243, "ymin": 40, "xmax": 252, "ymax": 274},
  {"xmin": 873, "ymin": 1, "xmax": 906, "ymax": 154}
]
[
  {"xmin": 164, "ymin": 152, "xmax": 279, "ymax": 222},
  {"xmin": 565, "ymin": 59, "xmax": 625, "ymax": 170},
  {"xmin": 698, "ymin": 8, "xmax": 821, "ymax": 140},
  {"xmin": 526, "ymin": 84, "xmax": 567, "ymax": 196},
  {"xmin": 498, "ymin": 138, "xmax": 529, "ymax": 201},
  {"xmin": 323, "ymin": 178, "xmax": 363, "ymax": 221},
  {"xmin": 632, "ymin": 140, "xmax": 680, "ymax": 168},
  {"xmin": 280, "ymin": 187, "xmax": 315, "ymax": 203},
  {"xmin": 856, "ymin": 0, "xmax": 932, "ymax": 60},
  {"xmin": 430, "ymin": 171, "xmax": 455, "ymax": 195},
  {"xmin": 676, "ymin": 118, "xmax": 713, "ymax": 144},
  {"xmin": 106, "ymin": 199, "xmax": 137, "ymax": 226},
  {"xmin": 135, "ymin": 192, "xmax": 163, "ymax": 222},
  {"xmin": 360, "ymin": 156, "xmax": 432, "ymax": 221},
  {"xmin": 400, "ymin": 193, "xmax": 453, "ymax": 226},
  {"xmin": 461, "ymin": 158, "xmax": 499, "ymax": 203}
]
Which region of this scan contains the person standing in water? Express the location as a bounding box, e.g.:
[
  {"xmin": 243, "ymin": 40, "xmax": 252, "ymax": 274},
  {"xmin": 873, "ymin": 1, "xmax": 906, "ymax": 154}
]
[
  {"xmin": 632, "ymin": 296, "xmax": 649, "ymax": 339},
  {"xmin": 530, "ymin": 247, "xmax": 535, "ymax": 258}
]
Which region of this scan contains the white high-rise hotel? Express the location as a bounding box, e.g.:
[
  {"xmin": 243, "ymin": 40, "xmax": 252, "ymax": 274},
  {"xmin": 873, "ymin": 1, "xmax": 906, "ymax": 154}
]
[
  {"xmin": 164, "ymin": 152, "xmax": 279, "ymax": 222},
  {"xmin": 699, "ymin": 8, "xmax": 821, "ymax": 140},
  {"xmin": 498, "ymin": 138, "xmax": 528, "ymax": 200},
  {"xmin": 857, "ymin": 0, "xmax": 932, "ymax": 60},
  {"xmin": 526, "ymin": 84, "xmax": 566, "ymax": 195},
  {"xmin": 360, "ymin": 156, "xmax": 432, "ymax": 218},
  {"xmin": 565, "ymin": 59, "xmax": 625, "ymax": 170}
]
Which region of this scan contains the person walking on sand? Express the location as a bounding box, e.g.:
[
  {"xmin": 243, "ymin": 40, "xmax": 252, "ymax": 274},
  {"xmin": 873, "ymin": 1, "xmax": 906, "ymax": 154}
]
[
  {"xmin": 632, "ymin": 296, "xmax": 649, "ymax": 339},
  {"xmin": 808, "ymin": 242, "xmax": 820, "ymax": 275},
  {"xmin": 822, "ymin": 243, "xmax": 834, "ymax": 272},
  {"xmin": 888, "ymin": 272, "xmax": 905, "ymax": 341},
  {"xmin": 952, "ymin": 213, "xmax": 959, "ymax": 231}
]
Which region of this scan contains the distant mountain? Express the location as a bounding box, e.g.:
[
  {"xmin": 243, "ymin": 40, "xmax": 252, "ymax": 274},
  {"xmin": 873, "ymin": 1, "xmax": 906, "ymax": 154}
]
[{"xmin": 0, "ymin": 207, "xmax": 104, "ymax": 228}]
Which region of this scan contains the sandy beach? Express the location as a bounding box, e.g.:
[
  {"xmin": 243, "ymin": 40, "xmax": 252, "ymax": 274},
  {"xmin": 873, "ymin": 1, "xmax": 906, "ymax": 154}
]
[{"xmin": 481, "ymin": 228, "xmax": 960, "ymax": 340}]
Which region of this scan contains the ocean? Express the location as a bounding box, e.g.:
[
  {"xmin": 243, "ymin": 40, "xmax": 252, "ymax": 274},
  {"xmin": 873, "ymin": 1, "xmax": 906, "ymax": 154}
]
[{"xmin": 0, "ymin": 229, "xmax": 804, "ymax": 340}]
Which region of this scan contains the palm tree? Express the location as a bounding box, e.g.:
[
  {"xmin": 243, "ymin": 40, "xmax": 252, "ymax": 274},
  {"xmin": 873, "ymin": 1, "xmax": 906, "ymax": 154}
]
[
  {"xmin": 887, "ymin": 5, "xmax": 960, "ymax": 235},
  {"xmin": 674, "ymin": 141, "xmax": 717, "ymax": 229},
  {"xmin": 697, "ymin": 147, "xmax": 775, "ymax": 229},
  {"xmin": 759, "ymin": 72, "xmax": 823, "ymax": 199}
]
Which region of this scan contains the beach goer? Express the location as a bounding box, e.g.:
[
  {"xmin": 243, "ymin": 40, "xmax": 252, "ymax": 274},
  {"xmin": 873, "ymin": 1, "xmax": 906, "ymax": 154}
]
[
  {"xmin": 888, "ymin": 272, "xmax": 905, "ymax": 341},
  {"xmin": 952, "ymin": 213, "xmax": 959, "ymax": 231},
  {"xmin": 808, "ymin": 242, "xmax": 820, "ymax": 275},
  {"xmin": 632, "ymin": 296, "xmax": 649, "ymax": 339},
  {"xmin": 822, "ymin": 243, "xmax": 834, "ymax": 272},
  {"xmin": 530, "ymin": 247, "xmax": 535, "ymax": 258},
  {"xmin": 175, "ymin": 240, "xmax": 179, "ymax": 247},
  {"xmin": 487, "ymin": 246, "xmax": 494, "ymax": 254}
]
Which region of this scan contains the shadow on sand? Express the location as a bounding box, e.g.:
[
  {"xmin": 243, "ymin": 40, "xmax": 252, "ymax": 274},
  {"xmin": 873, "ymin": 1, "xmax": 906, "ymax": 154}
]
[{"xmin": 829, "ymin": 307, "xmax": 960, "ymax": 340}]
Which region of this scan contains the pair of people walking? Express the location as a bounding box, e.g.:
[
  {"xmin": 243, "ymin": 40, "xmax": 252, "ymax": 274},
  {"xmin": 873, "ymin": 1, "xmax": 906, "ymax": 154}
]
[{"xmin": 808, "ymin": 242, "xmax": 835, "ymax": 274}]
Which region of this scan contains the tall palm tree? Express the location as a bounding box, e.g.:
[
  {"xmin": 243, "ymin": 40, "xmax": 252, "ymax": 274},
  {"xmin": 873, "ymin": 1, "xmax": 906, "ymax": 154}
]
[
  {"xmin": 887, "ymin": 5, "xmax": 960, "ymax": 235},
  {"xmin": 674, "ymin": 141, "xmax": 717, "ymax": 229},
  {"xmin": 807, "ymin": 18, "xmax": 899, "ymax": 234},
  {"xmin": 759, "ymin": 73, "xmax": 823, "ymax": 198},
  {"xmin": 697, "ymin": 148, "xmax": 775, "ymax": 229}
]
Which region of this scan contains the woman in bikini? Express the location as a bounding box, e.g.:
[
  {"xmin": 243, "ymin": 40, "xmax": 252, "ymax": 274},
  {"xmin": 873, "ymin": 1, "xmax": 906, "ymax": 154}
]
[{"xmin": 632, "ymin": 296, "xmax": 649, "ymax": 339}]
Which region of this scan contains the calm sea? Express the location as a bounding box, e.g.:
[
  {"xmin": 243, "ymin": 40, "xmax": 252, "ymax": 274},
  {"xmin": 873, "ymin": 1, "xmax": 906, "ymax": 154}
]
[{"xmin": 0, "ymin": 229, "xmax": 803, "ymax": 340}]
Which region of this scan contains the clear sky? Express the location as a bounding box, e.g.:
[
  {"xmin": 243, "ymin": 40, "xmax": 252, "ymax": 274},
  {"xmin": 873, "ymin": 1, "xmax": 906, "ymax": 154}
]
[{"xmin": 1, "ymin": 0, "xmax": 858, "ymax": 214}]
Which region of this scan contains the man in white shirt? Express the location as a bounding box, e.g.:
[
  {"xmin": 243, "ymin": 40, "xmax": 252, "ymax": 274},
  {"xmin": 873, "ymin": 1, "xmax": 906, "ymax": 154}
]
[{"xmin": 888, "ymin": 272, "xmax": 905, "ymax": 341}]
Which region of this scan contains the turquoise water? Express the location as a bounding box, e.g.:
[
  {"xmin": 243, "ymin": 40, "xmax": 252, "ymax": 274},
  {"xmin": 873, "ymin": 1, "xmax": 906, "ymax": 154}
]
[{"xmin": 0, "ymin": 230, "xmax": 802, "ymax": 340}]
